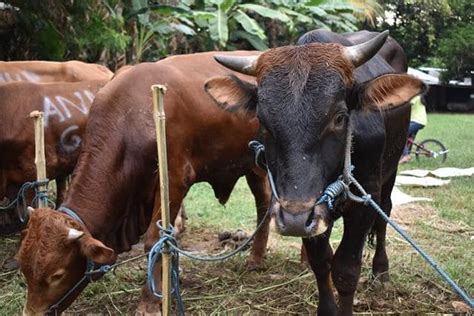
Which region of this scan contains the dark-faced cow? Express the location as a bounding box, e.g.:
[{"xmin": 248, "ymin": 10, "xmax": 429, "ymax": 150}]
[
  {"xmin": 17, "ymin": 51, "xmax": 271, "ymax": 314},
  {"xmin": 207, "ymin": 31, "xmax": 425, "ymax": 315},
  {"xmin": 0, "ymin": 60, "xmax": 113, "ymax": 84},
  {"xmin": 296, "ymin": 29, "xmax": 409, "ymax": 273},
  {"xmin": 0, "ymin": 80, "xmax": 107, "ymax": 235}
]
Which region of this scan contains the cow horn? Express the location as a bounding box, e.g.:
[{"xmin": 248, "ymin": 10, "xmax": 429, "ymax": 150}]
[
  {"xmin": 343, "ymin": 30, "xmax": 389, "ymax": 68},
  {"xmin": 214, "ymin": 55, "xmax": 260, "ymax": 76},
  {"xmin": 68, "ymin": 228, "xmax": 85, "ymax": 240},
  {"xmin": 27, "ymin": 206, "xmax": 35, "ymax": 214}
]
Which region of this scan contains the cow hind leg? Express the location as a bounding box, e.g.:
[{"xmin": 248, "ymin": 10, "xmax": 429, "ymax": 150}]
[
  {"xmin": 245, "ymin": 171, "xmax": 271, "ymax": 270},
  {"xmin": 303, "ymin": 225, "xmax": 337, "ymax": 316}
]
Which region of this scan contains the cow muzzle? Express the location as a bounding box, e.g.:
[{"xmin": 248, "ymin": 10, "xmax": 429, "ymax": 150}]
[{"xmin": 273, "ymin": 201, "xmax": 329, "ymax": 237}]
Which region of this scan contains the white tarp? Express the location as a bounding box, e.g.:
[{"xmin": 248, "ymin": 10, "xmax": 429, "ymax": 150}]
[
  {"xmin": 395, "ymin": 175, "xmax": 450, "ymax": 187},
  {"xmin": 407, "ymin": 67, "xmax": 440, "ymax": 84},
  {"xmin": 391, "ymin": 186, "xmax": 432, "ymax": 206},
  {"xmin": 400, "ymin": 167, "xmax": 474, "ymax": 178}
]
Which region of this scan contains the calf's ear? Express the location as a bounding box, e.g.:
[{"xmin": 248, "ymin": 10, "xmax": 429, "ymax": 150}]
[
  {"xmin": 79, "ymin": 235, "xmax": 116, "ymax": 264},
  {"xmin": 204, "ymin": 75, "xmax": 257, "ymax": 117},
  {"xmin": 359, "ymin": 74, "xmax": 427, "ymax": 110}
]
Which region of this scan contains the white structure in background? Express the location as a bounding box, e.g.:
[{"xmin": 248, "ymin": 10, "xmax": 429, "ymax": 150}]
[{"xmin": 408, "ymin": 67, "xmax": 440, "ymax": 85}]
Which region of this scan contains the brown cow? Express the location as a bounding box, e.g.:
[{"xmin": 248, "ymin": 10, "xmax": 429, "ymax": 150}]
[
  {"xmin": 0, "ymin": 60, "xmax": 113, "ymax": 83},
  {"xmin": 17, "ymin": 51, "xmax": 271, "ymax": 315},
  {"xmin": 0, "ymin": 80, "xmax": 108, "ymax": 235}
]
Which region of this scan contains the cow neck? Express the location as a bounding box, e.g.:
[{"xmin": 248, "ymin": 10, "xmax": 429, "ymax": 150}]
[{"xmin": 60, "ymin": 142, "xmax": 155, "ymax": 253}]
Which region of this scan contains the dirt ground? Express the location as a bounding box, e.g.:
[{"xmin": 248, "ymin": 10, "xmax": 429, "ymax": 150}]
[{"xmin": 1, "ymin": 203, "xmax": 472, "ymax": 314}]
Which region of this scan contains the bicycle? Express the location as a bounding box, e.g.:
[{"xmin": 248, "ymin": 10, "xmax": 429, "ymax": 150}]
[{"xmin": 407, "ymin": 137, "xmax": 449, "ymax": 163}]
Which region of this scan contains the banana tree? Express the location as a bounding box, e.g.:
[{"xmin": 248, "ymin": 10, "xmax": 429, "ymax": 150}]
[
  {"xmin": 188, "ymin": 0, "xmax": 382, "ymax": 50},
  {"xmin": 191, "ymin": 0, "xmax": 291, "ymax": 50}
]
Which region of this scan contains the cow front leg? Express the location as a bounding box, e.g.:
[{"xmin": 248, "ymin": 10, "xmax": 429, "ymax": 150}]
[
  {"xmin": 332, "ymin": 204, "xmax": 377, "ymax": 316},
  {"xmin": 372, "ymin": 215, "xmax": 389, "ymax": 282},
  {"xmin": 303, "ymin": 225, "xmax": 337, "ymax": 316},
  {"xmin": 372, "ymin": 174, "xmax": 396, "ymax": 282},
  {"xmin": 137, "ymin": 181, "xmax": 186, "ymax": 315},
  {"xmin": 245, "ymin": 171, "xmax": 271, "ymax": 270},
  {"xmin": 55, "ymin": 176, "xmax": 68, "ymax": 206}
]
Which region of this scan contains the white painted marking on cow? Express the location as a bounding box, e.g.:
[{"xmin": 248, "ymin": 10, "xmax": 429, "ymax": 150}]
[
  {"xmin": 43, "ymin": 89, "xmax": 94, "ymax": 127},
  {"xmin": 21, "ymin": 71, "xmax": 40, "ymax": 82},
  {"xmin": 3, "ymin": 72, "xmax": 12, "ymax": 82},
  {"xmin": 60, "ymin": 125, "xmax": 82, "ymax": 153},
  {"xmin": 43, "ymin": 96, "xmax": 66, "ymax": 127},
  {"xmin": 0, "ymin": 71, "xmax": 40, "ymax": 83}
]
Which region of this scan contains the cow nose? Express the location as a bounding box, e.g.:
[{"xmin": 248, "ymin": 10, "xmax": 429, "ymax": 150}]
[
  {"xmin": 275, "ymin": 205, "xmax": 316, "ymax": 237},
  {"xmin": 274, "ymin": 202, "xmax": 329, "ymax": 237}
]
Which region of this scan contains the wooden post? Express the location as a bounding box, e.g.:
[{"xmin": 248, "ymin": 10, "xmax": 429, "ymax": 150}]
[
  {"xmin": 151, "ymin": 84, "xmax": 171, "ymax": 316},
  {"xmin": 29, "ymin": 111, "xmax": 48, "ymax": 208}
]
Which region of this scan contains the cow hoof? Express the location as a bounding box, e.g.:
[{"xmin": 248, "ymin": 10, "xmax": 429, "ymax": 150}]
[
  {"xmin": 136, "ymin": 301, "xmax": 162, "ymax": 316},
  {"xmin": 2, "ymin": 257, "xmax": 19, "ymax": 271},
  {"xmin": 372, "ymin": 271, "xmax": 390, "ymax": 283},
  {"xmin": 135, "ymin": 310, "xmax": 161, "ymax": 316},
  {"xmin": 246, "ymin": 256, "xmax": 266, "ymax": 271}
]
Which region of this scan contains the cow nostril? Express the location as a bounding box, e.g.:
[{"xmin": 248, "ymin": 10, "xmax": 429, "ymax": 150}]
[{"xmin": 305, "ymin": 209, "xmax": 315, "ymax": 229}]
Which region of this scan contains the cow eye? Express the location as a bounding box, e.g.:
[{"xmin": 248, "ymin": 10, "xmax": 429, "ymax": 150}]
[
  {"xmin": 48, "ymin": 270, "xmax": 65, "ymax": 284},
  {"xmin": 334, "ymin": 113, "xmax": 347, "ymax": 127}
]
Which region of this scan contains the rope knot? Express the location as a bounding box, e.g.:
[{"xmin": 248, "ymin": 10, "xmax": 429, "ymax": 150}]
[{"xmin": 362, "ymin": 194, "xmax": 372, "ymax": 205}]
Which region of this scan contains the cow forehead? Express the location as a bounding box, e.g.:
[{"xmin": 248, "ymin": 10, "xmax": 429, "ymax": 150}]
[
  {"xmin": 256, "ymin": 43, "xmax": 354, "ymax": 86},
  {"xmin": 18, "ymin": 211, "xmax": 76, "ymax": 276}
]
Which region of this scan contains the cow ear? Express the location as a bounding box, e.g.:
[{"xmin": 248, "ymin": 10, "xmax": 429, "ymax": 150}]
[
  {"xmin": 361, "ymin": 74, "xmax": 427, "ymax": 110},
  {"xmin": 204, "ymin": 75, "xmax": 257, "ymax": 117},
  {"xmin": 79, "ymin": 235, "xmax": 116, "ymax": 264}
]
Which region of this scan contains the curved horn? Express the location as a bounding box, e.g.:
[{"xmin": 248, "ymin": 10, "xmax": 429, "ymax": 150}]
[
  {"xmin": 214, "ymin": 55, "xmax": 260, "ymax": 76},
  {"xmin": 343, "ymin": 30, "xmax": 389, "ymax": 68}
]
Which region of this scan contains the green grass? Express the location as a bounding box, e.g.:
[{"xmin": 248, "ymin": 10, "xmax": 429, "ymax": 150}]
[
  {"xmin": 0, "ymin": 113, "xmax": 472, "ymax": 314},
  {"xmin": 399, "ymin": 113, "xmax": 474, "ymax": 226}
]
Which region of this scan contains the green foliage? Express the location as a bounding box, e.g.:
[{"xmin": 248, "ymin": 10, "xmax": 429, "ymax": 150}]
[
  {"xmin": 183, "ymin": 0, "xmax": 381, "ymax": 50},
  {"xmin": 3, "ymin": 0, "xmax": 381, "ymax": 65},
  {"xmin": 374, "ymin": 0, "xmax": 473, "ymax": 80},
  {"xmin": 73, "ymin": 4, "xmax": 130, "ymax": 62},
  {"xmin": 436, "ymin": 24, "xmax": 474, "ymax": 81}
]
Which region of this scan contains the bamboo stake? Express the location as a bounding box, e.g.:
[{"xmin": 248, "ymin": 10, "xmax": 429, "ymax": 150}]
[
  {"xmin": 151, "ymin": 84, "xmax": 171, "ymax": 316},
  {"xmin": 29, "ymin": 111, "xmax": 48, "ymax": 208}
]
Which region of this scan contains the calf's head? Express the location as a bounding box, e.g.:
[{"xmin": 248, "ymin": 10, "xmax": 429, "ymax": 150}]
[
  {"xmin": 206, "ymin": 31, "xmax": 425, "ymax": 237},
  {"xmin": 17, "ymin": 208, "xmax": 116, "ymax": 315}
]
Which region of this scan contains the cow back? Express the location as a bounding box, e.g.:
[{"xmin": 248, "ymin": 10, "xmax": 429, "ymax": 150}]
[
  {"xmin": 0, "ymin": 60, "xmax": 113, "ymax": 83},
  {"xmin": 62, "ymin": 51, "xmax": 261, "ymax": 252}
]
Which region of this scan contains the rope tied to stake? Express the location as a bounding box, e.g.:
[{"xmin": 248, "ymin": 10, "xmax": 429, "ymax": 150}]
[
  {"xmin": 147, "ymin": 201, "xmax": 272, "ymax": 314},
  {"xmin": 147, "ymin": 223, "xmax": 184, "ymax": 315},
  {"xmin": 0, "ymin": 179, "xmax": 55, "ymax": 222}
]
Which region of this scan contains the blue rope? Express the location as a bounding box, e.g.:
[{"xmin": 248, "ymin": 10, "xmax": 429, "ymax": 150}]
[
  {"xmin": 249, "ymin": 137, "xmax": 474, "ymax": 309},
  {"xmin": 147, "ymin": 200, "xmax": 272, "ymax": 314},
  {"xmin": 0, "ymin": 179, "xmax": 55, "ymax": 222},
  {"xmin": 316, "ymin": 178, "xmax": 347, "ymax": 210},
  {"xmin": 343, "ymin": 174, "xmax": 474, "ymax": 309},
  {"xmin": 147, "ymin": 225, "xmax": 184, "ymax": 316}
]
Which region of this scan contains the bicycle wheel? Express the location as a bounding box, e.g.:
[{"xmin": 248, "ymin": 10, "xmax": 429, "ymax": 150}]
[{"xmin": 415, "ymin": 139, "xmax": 448, "ymax": 163}]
